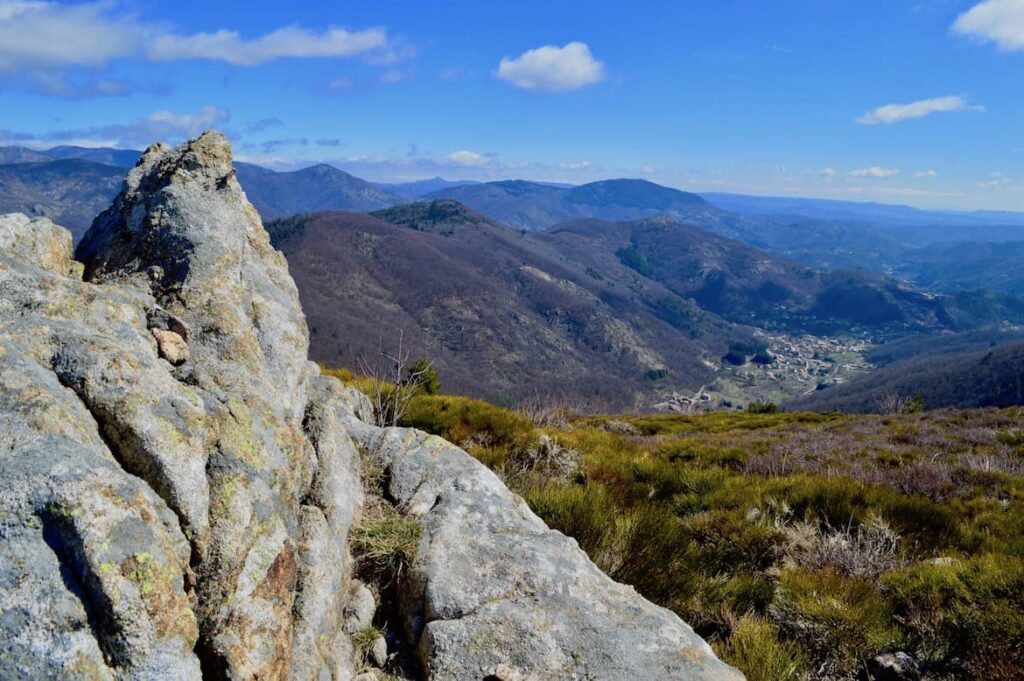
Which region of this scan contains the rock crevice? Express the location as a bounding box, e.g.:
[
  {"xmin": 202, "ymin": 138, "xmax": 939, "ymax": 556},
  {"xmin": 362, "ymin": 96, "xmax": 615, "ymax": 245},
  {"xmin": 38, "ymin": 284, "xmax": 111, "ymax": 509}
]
[{"xmin": 0, "ymin": 132, "xmax": 740, "ymax": 680}]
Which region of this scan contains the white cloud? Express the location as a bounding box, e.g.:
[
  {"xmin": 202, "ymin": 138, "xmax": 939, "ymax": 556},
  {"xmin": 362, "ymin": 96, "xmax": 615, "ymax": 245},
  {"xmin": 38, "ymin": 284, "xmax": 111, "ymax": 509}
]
[
  {"xmin": 445, "ymin": 150, "xmax": 490, "ymax": 167},
  {"xmin": 0, "ymin": 1, "xmax": 143, "ymax": 72},
  {"xmin": 0, "ymin": 1, "xmax": 396, "ymax": 75},
  {"xmin": 495, "ymin": 41, "xmax": 604, "ymax": 92},
  {"xmin": 818, "ymin": 167, "xmax": 837, "ymax": 179},
  {"xmin": 954, "ymin": 0, "xmax": 1024, "ymax": 52},
  {"xmin": 914, "ymin": 169, "xmax": 938, "ymax": 178},
  {"xmin": 856, "ymin": 95, "xmax": 981, "ymax": 125},
  {"xmin": 848, "ymin": 166, "xmax": 900, "ymax": 179}
]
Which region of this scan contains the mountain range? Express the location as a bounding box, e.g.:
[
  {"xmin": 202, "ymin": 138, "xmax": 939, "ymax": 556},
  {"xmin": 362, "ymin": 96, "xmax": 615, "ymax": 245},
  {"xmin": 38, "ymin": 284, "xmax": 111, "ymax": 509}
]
[
  {"xmin": 4, "ymin": 142, "xmax": 1024, "ymax": 411},
  {"xmin": 266, "ymin": 198, "xmax": 1024, "ymax": 408}
]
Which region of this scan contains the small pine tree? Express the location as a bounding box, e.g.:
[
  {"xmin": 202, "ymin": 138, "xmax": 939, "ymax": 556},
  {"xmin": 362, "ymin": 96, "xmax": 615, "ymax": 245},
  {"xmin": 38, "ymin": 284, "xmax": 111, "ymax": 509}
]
[{"xmin": 405, "ymin": 357, "xmax": 441, "ymax": 395}]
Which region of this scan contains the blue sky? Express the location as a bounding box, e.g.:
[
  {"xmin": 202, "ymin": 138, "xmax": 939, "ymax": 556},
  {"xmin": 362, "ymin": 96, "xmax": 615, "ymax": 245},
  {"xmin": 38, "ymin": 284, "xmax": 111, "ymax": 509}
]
[{"xmin": 1, "ymin": 0, "xmax": 1022, "ymax": 210}]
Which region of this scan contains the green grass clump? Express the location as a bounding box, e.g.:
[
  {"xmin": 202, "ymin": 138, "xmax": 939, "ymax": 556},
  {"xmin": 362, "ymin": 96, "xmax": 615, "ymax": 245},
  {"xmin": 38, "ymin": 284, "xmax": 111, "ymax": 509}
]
[
  {"xmin": 715, "ymin": 615, "xmax": 807, "ymax": 681},
  {"xmin": 401, "ymin": 394, "xmax": 536, "ymax": 456},
  {"xmin": 351, "ymin": 508, "xmax": 421, "ymax": 584}
]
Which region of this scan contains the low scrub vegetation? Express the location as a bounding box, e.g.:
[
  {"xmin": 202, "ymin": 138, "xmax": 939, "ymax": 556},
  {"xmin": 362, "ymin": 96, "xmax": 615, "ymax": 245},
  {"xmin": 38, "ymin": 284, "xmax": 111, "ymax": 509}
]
[{"xmin": 330, "ymin": 367, "xmax": 1024, "ymax": 679}]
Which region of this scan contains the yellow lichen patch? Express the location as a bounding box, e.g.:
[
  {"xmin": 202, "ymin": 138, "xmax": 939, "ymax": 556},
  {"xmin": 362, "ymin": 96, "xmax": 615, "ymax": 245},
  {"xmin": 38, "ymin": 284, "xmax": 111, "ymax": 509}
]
[
  {"xmin": 216, "ymin": 399, "xmax": 266, "ymax": 468},
  {"xmin": 209, "ymin": 474, "xmax": 243, "ymax": 523},
  {"xmin": 120, "ymin": 552, "xmax": 198, "ymax": 644}
]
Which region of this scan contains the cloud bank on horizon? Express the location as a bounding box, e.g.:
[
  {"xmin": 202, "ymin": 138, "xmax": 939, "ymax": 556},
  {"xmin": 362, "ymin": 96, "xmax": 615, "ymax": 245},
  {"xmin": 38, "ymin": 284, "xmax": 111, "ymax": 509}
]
[{"xmin": 0, "ymin": 0, "xmax": 1021, "ymax": 210}]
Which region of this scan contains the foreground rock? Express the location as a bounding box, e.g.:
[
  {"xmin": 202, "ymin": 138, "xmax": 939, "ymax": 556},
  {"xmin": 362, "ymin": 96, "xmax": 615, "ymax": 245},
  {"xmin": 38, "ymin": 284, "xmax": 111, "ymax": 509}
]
[{"xmin": 0, "ymin": 133, "xmax": 740, "ymax": 679}]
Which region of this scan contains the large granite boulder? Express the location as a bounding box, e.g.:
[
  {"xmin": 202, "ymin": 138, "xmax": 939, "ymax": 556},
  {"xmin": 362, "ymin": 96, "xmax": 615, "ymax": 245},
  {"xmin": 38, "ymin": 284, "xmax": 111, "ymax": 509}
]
[{"xmin": 0, "ymin": 133, "xmax": 741, "ymax": 680}]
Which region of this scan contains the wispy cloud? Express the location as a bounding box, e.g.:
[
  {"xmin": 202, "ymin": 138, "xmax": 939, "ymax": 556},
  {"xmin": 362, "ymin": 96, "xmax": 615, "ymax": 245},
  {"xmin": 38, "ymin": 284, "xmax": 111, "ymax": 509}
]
[
  {"xmin": 147, "ymin": 27, "xmax": 388, "ymax": 66},
  {"xmin": 857, "ymin": 95, "xmax": 982, "ymax": 125},
  {"xmin": 257, "ymin": 137, "xmax": 309, "ymax": 153},
  {"xmin": 848, "ymin": 166, "xmax": 900, "ymax": 179},
  {"xmin": 978, "ymin": 171, "xmax": 1012, "ymax": 189},
  {"xmin": 245, "ymin": 118, "xmax": 284, "ymax": 134},
  {"xmin": 379, "ymin": 69, "xmax": 411, "ymax": 85},
  {"xmin": 818, "ymin": 167, "xmax": 837, "ymax": 179},
  {"xmin": 495, "ymin": 42, "xmax": 604, "ymax": 93},
  {"xmin": 3, "ymin": 106, "xmax": 232, "ymax": 148},
  {"xmin": 954, "ymin": 0, "xmax": 1024, "ymax": 52},
  {"xmin": 913, "ymin": 169, "xmax": 938, "ymax": 178}
]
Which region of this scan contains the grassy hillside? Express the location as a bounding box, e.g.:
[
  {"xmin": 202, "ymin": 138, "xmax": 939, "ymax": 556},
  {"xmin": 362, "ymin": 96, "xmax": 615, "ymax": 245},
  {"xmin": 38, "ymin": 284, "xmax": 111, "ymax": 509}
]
[{"xmin": 326, "ymin": 366, "xmax": 1024, "ymax": 681}]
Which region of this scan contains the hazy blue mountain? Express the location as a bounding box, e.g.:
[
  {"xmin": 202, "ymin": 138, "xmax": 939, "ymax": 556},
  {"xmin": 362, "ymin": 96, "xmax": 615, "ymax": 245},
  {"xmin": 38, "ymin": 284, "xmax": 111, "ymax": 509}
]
[
  {"xmin": 375, "ymin": 176, "xmax": 478, "ymax": 198},
  {"xmin": 0, "ymin": 146, "xmax": 53, "ymax": 164},
  {"xmin": 543, "ymin": 216, "xmax": 1024, "ymax": 335},
  {"xmin": 45, "ymin": 145, "xmax": 142, "ymax": 168},
  {"xmin": 897, "ymin": 241, "xmax": 1024, "ymax": 297},
  {"xmin": 0, "ymin": 159, "xmax": 124, "ymax": 239},
  {"xmin": 701, "ymin": 192, "xmax": 1024, "ymax": 248},
  {"xmin": 233, "ymin": 163, "xmax": 405, "ymax": 219},
  {"xmin": 701, "ymin": 192, "xmax": 1024, "ymax": 228},
  {"xmin": 426, "ymin": 178, "xmax": 719, "ymax": 231}
]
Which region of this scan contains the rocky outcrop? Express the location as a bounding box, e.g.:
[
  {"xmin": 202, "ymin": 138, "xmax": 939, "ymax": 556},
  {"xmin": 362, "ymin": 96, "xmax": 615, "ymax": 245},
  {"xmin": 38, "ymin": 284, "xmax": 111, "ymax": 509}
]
[{"xmin": 0, "ymin": 133, "xmax": 740, "ymax": 679}]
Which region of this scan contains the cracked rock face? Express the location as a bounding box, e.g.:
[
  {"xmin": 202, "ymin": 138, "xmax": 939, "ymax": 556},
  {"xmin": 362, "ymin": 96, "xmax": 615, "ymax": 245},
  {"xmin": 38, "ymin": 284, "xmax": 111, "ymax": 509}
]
[{"xmin": 0, "ymin": 133, "xmax": 741, "ymax": 680}]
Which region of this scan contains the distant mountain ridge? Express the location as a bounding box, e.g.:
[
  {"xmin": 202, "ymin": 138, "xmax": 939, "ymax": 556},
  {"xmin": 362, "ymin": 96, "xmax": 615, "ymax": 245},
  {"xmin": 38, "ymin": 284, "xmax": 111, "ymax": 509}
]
[
  {"xmin": 0, "ymin": 159, "xmax": 124, "ymax": 236},
  {"xmin": 375, "ymin": 176, "xmax": 478, "ymax": 198},
  {"xmin": 701, "ymin": 192, "xmax": 1024, "ymax": 229},
  {"xmin": 4, "ymin": 142, "xmax": 1024, "ymax": 303},
  {"xmin": 425, "ymin": 178, "xmax": 718, "ymax": 231},
  {"xmin": 234, "ymin": 163, "xmax": 403, "ymax": 219},
  {"xmin": 44, "ymin": 145, "xmax": 142, "ymax": 168}
]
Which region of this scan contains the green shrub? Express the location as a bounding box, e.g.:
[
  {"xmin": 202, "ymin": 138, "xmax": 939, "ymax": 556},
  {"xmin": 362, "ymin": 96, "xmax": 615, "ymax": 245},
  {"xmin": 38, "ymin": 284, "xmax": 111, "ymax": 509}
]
[
  {"xmin": 747, "ymin": 400, "xmax": 778, "ymax": 414},
  {"xmin": 400, "ymin": 394, "xmax": 535, "ymax": 452}
]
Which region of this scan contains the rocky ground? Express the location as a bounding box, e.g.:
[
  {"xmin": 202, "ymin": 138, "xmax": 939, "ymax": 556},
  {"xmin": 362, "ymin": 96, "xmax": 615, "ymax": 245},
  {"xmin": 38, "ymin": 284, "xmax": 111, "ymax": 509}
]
[{"xmin": 0, "ymin": 132, "xmax": 740, "ymax": 679}]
